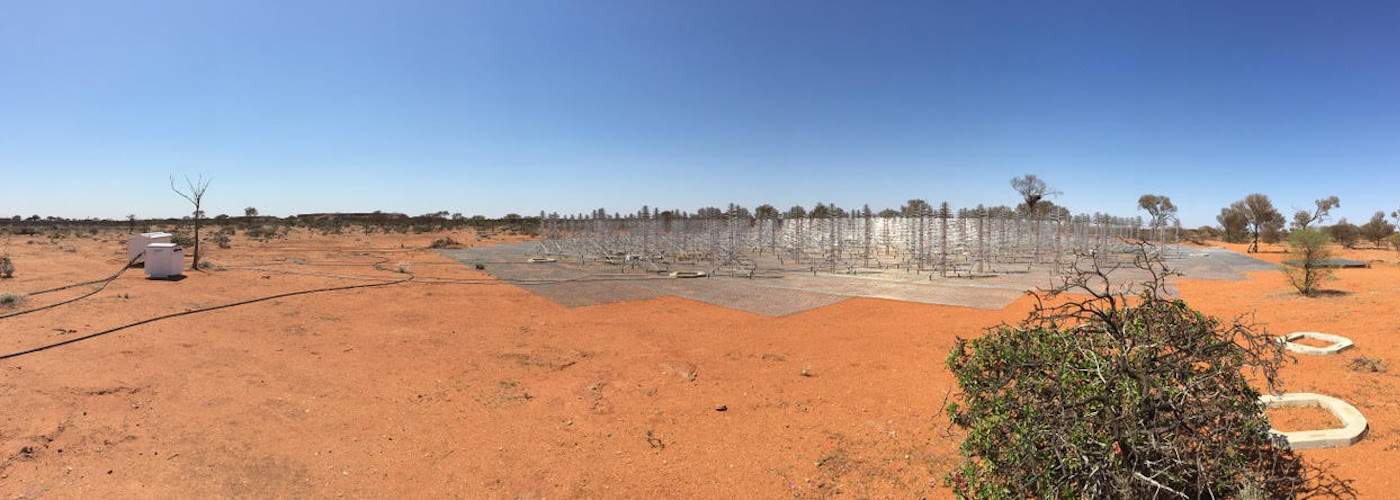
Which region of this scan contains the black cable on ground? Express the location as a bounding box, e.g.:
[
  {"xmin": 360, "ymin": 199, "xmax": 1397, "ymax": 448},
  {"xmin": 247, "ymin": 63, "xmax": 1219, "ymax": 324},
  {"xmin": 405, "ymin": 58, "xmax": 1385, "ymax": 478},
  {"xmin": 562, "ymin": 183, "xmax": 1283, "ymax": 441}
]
[
  {"xmin": 219, "ymin": 266, "xmax": 405, "ymax": 282},
  {"xmin": 25, "ymin": 254, "xmax": 143, "ymax": 297},
  {"xmin": 1, "ymin": 255, "xmax": 142, "ymax": 320},
  {"xmin": 0, "ymin": 274, "xmax": 413, "ymax": 361}
]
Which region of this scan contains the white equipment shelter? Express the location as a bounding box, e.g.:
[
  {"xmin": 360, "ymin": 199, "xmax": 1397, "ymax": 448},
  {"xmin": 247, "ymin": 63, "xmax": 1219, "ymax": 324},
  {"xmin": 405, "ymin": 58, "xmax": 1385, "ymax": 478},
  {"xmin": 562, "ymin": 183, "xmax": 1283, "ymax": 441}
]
[
  {"xmin": 128, "ymin": 232, "xmax": 172, "ymax": 261},
  {"xmin": 143, "ymin": 243, "xmax": 185, "ymax": 278}
]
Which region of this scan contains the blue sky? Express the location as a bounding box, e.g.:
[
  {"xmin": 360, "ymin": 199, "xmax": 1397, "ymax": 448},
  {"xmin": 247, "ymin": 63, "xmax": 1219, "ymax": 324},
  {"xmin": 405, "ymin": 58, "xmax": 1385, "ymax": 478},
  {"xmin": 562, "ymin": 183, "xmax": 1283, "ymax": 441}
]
[{"xmin": 2, "ymin": 0, "xmax": 1397, "ymax": 226}]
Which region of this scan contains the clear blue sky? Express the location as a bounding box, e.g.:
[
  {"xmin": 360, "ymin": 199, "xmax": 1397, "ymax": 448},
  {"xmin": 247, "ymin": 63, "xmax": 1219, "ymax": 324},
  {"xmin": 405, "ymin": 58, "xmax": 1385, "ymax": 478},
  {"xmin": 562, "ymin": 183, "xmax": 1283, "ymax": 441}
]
[{"xmin": 3, "ymin": 0, "xmax": 1397, "ymax": 226}]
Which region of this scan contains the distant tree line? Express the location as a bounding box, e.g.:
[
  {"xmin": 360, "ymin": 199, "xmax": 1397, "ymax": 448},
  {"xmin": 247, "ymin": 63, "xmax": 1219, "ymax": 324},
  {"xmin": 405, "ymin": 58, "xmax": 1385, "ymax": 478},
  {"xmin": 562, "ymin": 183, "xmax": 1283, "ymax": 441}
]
[
  {"xmin": 8, "ymin": 176, "xmax": 1397, "ymax": 253},
  {"xmin": 1211, "ymin": 193, "xmax": 1397, "ymax": 252}
]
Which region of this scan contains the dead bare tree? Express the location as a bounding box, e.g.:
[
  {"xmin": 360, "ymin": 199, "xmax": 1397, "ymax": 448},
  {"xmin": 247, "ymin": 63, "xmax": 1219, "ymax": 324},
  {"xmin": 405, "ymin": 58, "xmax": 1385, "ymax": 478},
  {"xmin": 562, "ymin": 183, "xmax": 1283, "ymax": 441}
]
[{"xmin": 171, "ymin": 175, "xmax": 212, "ymax": 270}]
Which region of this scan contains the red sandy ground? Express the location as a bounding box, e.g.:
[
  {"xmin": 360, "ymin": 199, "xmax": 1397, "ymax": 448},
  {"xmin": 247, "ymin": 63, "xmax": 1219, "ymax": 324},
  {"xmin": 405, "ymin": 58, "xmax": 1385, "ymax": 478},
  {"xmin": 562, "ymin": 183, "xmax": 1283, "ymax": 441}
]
[
  {"xmin": 1, "ymin": 231, "xmax": 1398, "ymax": 497},
  {"xmin": 1266, "ymin": 407, "xmax": 1343, "ymax": 434}
]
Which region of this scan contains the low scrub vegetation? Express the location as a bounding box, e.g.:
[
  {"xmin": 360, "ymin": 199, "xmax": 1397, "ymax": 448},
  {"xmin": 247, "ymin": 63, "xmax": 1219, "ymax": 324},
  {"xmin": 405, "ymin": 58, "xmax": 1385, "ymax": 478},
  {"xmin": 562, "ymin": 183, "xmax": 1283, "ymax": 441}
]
[
  {"xmin": 1347, "ymin": 356, "xmax": 1388, "ymax": 374},
  {"xmin": 0, "ymin": 292, "xmax": 25, "ymax": 308},
  {"xmin": 1285, "ymin": 228, "xmax": 1334, "ymax": 296},
  {"xmin": 429, "ymin": 237, "xmax": 462, "ymax": 249},
  {"xmin": 170, "ymin": 234, "xmax": 196, "ymax": 247}
]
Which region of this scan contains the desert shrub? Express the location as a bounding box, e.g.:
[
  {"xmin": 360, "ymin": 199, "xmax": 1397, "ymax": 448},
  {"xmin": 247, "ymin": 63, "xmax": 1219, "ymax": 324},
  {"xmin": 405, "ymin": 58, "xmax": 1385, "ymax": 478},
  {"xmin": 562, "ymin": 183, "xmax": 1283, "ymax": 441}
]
[
  {"xmin": 1389, "ymin": 233, "xmax": 1400, "ymax": 257},
  {"xmin": 170, "ymin": 234, "xmax": 196, "ymax": 247},
  {"xmin": 944, "ymin": 244, "xmax": 1353, "ymax": 499},
  {"xmin": 1188, "ymin": 225, "xmax": 1221, "ymax": 244},
  {"xmin": 218, "ymin": 225, "xmax": 236, "ymax": 235},
  {"xmin": 0, "ymin": 292, "xmax": 25, "ymax": 308},
  {"xmin": 1347, "ymin": 356, "xmax": 1388, "ymax": 373},
  {"xmin": 429, "ymin": 237, "xmax": 461, "ymax": 249},
  {"xmin": 244, "ymin": 225, "xmax": 286, "ymax": 240},
  {"xmin": 474, "ymin": 263, "xmax": 486, "ymax": 270},
  {"xmin": 1285, "ymin": 228, "xmax": 1334, "ymax": 296},
  {"xmin": 0, "ymin": 255, "xmax": 13, "ymax": 278}
]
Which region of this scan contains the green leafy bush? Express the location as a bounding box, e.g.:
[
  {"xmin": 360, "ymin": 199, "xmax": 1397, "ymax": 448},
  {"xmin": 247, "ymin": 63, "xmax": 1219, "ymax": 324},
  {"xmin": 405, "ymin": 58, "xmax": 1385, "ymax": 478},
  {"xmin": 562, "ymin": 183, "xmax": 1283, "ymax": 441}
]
[
  {"xmin": 945, "ymin": 245, "xmax": 1353, "ymax": 499},
  {"xmin": 170, "ymin": 234, "xmax": 195, "ymax": 247}
]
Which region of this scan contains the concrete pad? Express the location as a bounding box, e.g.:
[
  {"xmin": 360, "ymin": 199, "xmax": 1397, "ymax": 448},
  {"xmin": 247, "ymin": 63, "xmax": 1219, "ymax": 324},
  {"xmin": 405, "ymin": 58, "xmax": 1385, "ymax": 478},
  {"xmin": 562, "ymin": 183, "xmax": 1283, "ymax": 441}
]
[
  {"xmin": 438, "ymin": 243, "xmax": 1284, "ymax": 316},
  {"xmin": 1277, "ymin": 332, "xmax": 1354, "ymax": 355},
  {"xmin": 1260, "ymin": 392, "xmax": 1368, "ymax": 450}
]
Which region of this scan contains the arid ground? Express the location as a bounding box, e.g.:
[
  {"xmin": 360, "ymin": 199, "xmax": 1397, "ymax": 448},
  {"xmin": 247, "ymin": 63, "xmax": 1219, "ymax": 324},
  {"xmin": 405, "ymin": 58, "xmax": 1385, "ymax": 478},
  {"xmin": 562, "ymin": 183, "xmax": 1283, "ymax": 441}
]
[{"xmin": 2, "ymin": 229, "xmax": 1398, "ymax": 497}]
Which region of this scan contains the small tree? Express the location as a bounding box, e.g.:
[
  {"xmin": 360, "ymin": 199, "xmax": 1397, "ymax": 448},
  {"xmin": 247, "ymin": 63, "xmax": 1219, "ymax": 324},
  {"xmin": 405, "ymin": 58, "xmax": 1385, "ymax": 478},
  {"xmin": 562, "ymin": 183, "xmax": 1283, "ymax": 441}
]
[
  {"xmin": 1326, "ymin": 219, "xmax": 1361, "ymax": 249},
  {"xmin": 244, "ymin": 206, "xmax": 259, "ymax": 218},
  {"xmin": 1217, "ymin": 207, "xmax": 1249, "ymax": 243},
  {"xmin": 902, "ymin": 199, "xmax": 933, "ymax": 216},
  {"xmin": 1010, "ymin": 174, "xmax": 1058, "ymax": 211},
  {"xmin": 1285, "ymin": 228, "xmax": 1334, "ymax": 296},
  {"xmin": 1291, "ymin": 196, "xmax": 1340, "ymax": 230},
  {"xmin": 1225, "ymin": 194, "xmax": 1285, "ymax": 253},
  {"xmin": 1011, "ymin": 175, "xmax": 1061, "ymax": 260},
  {"xmin": 1358, "ymin": 211, "xmax": 1395, "ymax": 248},
  {"xmin": 945, "ymin": 245, "xmax": 1353, "ymax": 498},
  {"xmin": 171, "ymin": 175, "xmax": 212, "ymax": 270},
  {"xmin": 1137, "ymin": 194, "xmax": 1177, "ymax": 242}
]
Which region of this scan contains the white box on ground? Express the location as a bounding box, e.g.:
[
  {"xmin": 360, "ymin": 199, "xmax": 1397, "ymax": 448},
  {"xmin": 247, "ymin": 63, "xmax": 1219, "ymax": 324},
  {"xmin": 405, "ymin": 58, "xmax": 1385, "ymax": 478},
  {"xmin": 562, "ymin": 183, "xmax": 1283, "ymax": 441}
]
[
  {"xmin": 144, "ymin": 243, "xmax": 185, "ymax": 278},
  {"xmin": 128, "ymin": 232, "xmax": 172, "ymax": 261}
]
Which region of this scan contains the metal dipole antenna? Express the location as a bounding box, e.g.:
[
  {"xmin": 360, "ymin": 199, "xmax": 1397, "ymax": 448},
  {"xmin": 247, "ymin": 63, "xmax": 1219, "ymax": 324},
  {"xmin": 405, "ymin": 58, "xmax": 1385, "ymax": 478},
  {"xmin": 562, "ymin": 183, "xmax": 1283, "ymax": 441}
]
[
  {"xmin": 938, "ymin": 202, "xmax": 950, "ymax": 277},
  {"xmin": 862, "ymin": 210, "xmax": 872, "ymax": 268},
  {"xmin": 977, "ymin": 208, "xmax": 987, "ymax": 274}
]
